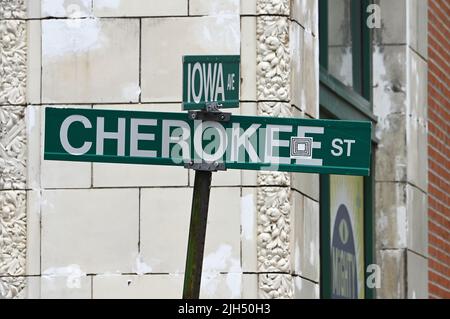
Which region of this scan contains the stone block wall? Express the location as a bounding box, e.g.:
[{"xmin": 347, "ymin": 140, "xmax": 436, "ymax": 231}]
[
  {"xmin": 0, "ymin": 0, "xmax": 321, "ymax": 299},
  {"xmin": 373, "ymin": 0, "xmax": 429, "ymax": 299},
  {"xmin": 0, "ymin": 0, "xmax": 432, "ymax": 300}
]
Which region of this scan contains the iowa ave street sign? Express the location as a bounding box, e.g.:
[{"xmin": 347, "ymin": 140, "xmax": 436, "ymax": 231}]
[
  {"xmin": 182, "ymin": 55, "xmax": 240, "ymax": 110},
  {"xmin": 44, "ymin": 108, "xmax": 372, "ymax": 176}
]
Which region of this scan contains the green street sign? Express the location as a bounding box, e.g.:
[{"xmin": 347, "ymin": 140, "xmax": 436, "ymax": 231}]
[
  {"xmin": 182, "ymin": 55, "xmax": 240, "ymax": 110},
  {"xmin": 44, "ymin": 108, "xmax": 372, "ymax": 176}
]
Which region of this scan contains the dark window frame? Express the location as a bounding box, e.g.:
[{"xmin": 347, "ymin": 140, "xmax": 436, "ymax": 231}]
[{"xmin": 319, "ymin": 0, "xmax": 376, "ymax": 129}]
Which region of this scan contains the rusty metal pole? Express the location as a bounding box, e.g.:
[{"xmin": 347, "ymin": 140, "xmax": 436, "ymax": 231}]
[{"xmin": 182, "ymin": 169, "xmax": 212, "ymax": 299}]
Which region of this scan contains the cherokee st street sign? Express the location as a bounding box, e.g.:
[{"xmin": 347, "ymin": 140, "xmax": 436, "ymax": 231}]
[
  {"xmin": 183, "ymin": 55, "xmax": 240, "ymax": 110},
  {"xmin": 44, "ymin": 108, "xmax": 372, "ymax": 176}
]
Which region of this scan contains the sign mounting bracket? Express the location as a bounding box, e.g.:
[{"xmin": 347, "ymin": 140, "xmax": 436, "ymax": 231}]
[
  {"xmin": 186, "ymin": 102, "xmax": 229, "ymax": 172},
  {"xmin": 184, "ymin": 161, "xmax": 226, "ymax": 172},
  {"xmin": 183, "ymin": 100, "xmax": 229, "ymax": 298},
  {"xmin": 188, "ymin": 109, "xmax": 231, "ymax": 123}
]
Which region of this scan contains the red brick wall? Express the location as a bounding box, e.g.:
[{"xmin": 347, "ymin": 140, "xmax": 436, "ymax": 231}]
[{"xmin": 428, "ymin": 0, "xmax": 450, "ymax": 299}]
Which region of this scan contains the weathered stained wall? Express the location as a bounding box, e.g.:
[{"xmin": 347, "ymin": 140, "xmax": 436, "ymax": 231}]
[
  {"xmin": 24, "ymin": 0, "xmax": 244, "ymax": 299},
  {"xmin": 373, "ymin": 0, "xmax": 429, "ymax": 299},
  {"xmin": 428, "ymin": 0, "xmax": 450, "ymax": 299},
  {"xmin": 289, "ymin": 0, "xmax": 320, "ymax": 299},
  {"xmin": 0, "ymin": 0, "xmax": 321, "ymax": 299},
  {"xmin": 1, "ymin": 0, "xmax": 433, "ymax": 300}
]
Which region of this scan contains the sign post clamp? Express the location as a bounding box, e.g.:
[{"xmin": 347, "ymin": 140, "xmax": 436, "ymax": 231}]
[
  {"xmin": 187, "ymin": 102, "xmax": 231, "ymax": 123},
  {"xmin": 184, "ymin": 161, "xmax": 226, "ymax": 172}
]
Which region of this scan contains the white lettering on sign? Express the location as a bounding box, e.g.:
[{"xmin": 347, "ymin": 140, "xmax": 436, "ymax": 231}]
[
  {"xmin": 187, "ymin": 62, "xmax": 226, "ymax": 103},
  {"xmin": 230, "ymin": 123, "xmax": 260, "ymax": 163},
  {"xmin": 331, "ymin": 139, "xmax": 356, "ymax": 157},
  {"xmin": 203, "ymin": 63, "xmax": 217, "ymax": 102},
  {"xmin": 60, "ymin": 115, "xmax": 92, "ymax": 155},
  {"xmin": 191, "ymin": 63, "xmax": 203, "ymax": 103},
  {"xmin": 264, "ymin": 125, "xmax": 292, "ymax": 164},
  {"xmin": 215, "ymin": 64, "xmax": 224, "ymax": 101},
  {"xmin": 96, "ymin": 117, "xmax": 126, "ymax": 156},
  {"xmin": 57, "ymin": 114, "xmax": 351, "ymax": 169},
  {"xmin": 162, "ymin": 120, "xmax": 191, "ymax": 161},
  {"xmin": 227, "ymin": 73, "xmax": 235, "ymax": 91},
  {"xmin": 130, "ymin": 119, "xmax": 157, "ymax": 158},
  {"xmin": 194, "ymin": 121, "xmax": 227, "ymax": 162}
]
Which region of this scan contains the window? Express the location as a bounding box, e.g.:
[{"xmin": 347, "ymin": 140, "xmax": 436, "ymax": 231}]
[
  {"xmin": 319, "ymin": 0, "xmax": 376, "ymax": 299},
  {"xmin": 319, "ymin": 0, "xmax": 375, "ymax": 123}
]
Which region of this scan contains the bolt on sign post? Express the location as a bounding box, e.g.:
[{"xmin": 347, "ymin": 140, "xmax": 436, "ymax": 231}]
[{"xmin": 43, "ymin": 55, "xmax": 372, "ymax": 300}]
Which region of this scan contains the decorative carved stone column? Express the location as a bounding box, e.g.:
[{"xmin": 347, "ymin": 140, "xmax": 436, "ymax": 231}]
[
  {"xmin": 256, "ymin": 0, "xmax": 293, "ymax": 299},
  {"xmin": 0, "ymin": 0, "xmax": 27, "ymax": 299}
]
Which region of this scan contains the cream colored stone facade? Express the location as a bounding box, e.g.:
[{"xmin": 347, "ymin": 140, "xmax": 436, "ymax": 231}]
[
  {"xmin": 0, "ymin": 0, "xmax": 319, "ymax": 299},
  {"xmin": 0, "ymin": 0, "xmax": 429, "ymax": 299}
]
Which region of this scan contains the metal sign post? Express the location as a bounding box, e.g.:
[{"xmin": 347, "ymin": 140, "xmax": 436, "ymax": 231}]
[
  {"xmin": 182, "ymin": 106, "xmax": 229, "ymax": 299},
  {"xmin": 182, "ymin": 169, "xmax": 212, "ymax": 299}
]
